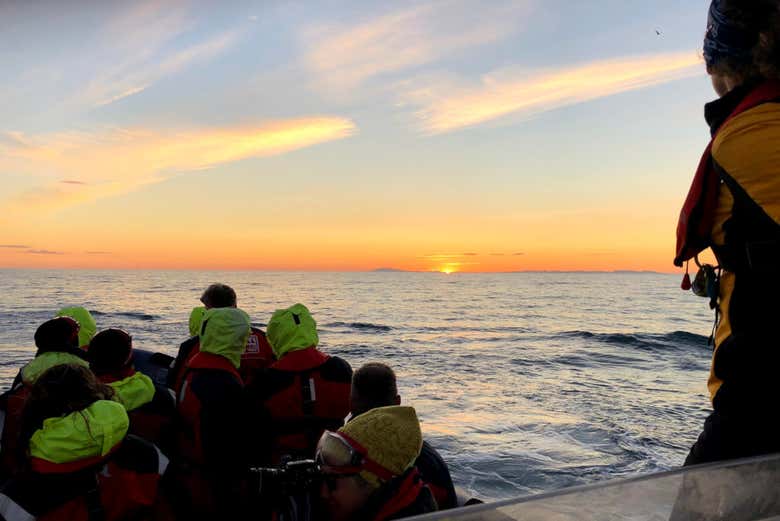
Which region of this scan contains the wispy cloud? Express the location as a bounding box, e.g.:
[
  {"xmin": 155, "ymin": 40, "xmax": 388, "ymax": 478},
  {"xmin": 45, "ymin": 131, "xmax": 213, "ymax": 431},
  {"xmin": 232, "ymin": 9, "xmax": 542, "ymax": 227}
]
[
  {"xmin": 27, "ymin": 249, "xmax": 64, "ymax": 255},
  {"xmin": 86, "ymin": 251, "xmax": 112, "ymax": 255},
  {"xmin": 0, "ymin": 244, "xmax": 29, "ymax": 249},
  {"xmin": 400, "ymin": 51, "xmax": 703, "ymax": 134},
  {"xmin": 61, "ymin": 180, "xmax": 86, "ymax": 185},
  {"xmin": 0, "ymin": 117, "xmax": 356, "ymax": 216},
  {"xmin": 302, "ymin": 0, "xmax": 532, "ymax": 92}
]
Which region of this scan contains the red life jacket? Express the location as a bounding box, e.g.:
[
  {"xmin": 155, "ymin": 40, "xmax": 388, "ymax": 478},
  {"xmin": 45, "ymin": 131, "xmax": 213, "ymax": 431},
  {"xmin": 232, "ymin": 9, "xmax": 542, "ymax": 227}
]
[
  {"xmin": 0, "ymin": 381, "xmax": 29, "ymax": 478},
  {"xmin": 170, "ymin": 328, "xmax": 272, "ymax": 395},
  {"xmin": 371, "ymin": 468, "xmax": 436, "ymax": 521},
  {"xmin": 0, "ymin": 435, "xmax": 167, "ymax": 521},
  {"xmin": 256, "ymin": 348, "xmax": 351, "ymax": 462},
  {"xmin": 176, "ymin": 352, "xmax": 243, "ymax": 466},
  {"xmin": 674, "ymin": 80, "xmax": 780, "ymax": 267},
  {"xmin": 98, "ymin": 369, "xmax": 175, "ymax": 453}
]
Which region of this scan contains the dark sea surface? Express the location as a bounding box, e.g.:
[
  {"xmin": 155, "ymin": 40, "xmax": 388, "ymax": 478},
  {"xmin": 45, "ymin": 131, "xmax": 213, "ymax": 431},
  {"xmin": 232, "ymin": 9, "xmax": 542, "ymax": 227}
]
[{"xmin": 0, "ymin": 270, "xmax": 715, "ymax": 501}]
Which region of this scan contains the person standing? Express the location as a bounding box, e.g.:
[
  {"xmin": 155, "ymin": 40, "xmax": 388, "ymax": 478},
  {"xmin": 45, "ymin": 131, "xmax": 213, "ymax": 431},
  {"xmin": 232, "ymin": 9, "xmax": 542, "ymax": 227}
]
[{"xmin": 675, "ymin": 0, "xmax": 780, "ymax": 465}]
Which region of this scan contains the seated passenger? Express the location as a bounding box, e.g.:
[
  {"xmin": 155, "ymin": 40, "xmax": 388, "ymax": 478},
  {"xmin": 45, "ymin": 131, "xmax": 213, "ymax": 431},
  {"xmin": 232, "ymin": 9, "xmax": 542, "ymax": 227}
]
[
  {"xmin": 0, "ymin": 317, "xmax": 89, "ymax": 478},
  {"xmin": 171, "ymin": 307, "xmax": 251, "ymax": 519},
  {"xmin": 318, "ymin": 406, "xmax": 437, "ymax": 521},
  {"xmin": 87, "ymin": 328, "xmax": 175, "ymax": 452},
  {"xmin": 0, "ymin": 364, "xmax": 168, "ymax": 521},
  {"xmin": 245, "ymin": 303, "xmax": 352, "ymax": 463},
  {"xmin": 55, "ymin": 306, "xmax": 97, "ymax": 348},
  {"xmin": 351, "ymin": 363, "xmax": 458, "ymax": 510},
  {"xmin": 168, "ymin": 283, "xmax": 273, "ymax": 392}
]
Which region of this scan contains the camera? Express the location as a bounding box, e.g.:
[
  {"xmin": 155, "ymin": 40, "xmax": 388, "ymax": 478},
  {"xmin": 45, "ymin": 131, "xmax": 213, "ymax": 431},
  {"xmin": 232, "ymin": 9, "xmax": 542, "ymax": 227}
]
[{"xmin": 251, "ymin": 459, "xmax": 322, "ymax": 498}]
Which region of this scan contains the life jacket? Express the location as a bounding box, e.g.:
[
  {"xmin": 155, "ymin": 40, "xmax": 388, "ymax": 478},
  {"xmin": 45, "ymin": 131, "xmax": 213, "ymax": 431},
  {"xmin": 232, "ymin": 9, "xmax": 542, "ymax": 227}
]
[
  {"xmin": 675, "ymin": 80, "xmax": 780, "ymax": 409},
  {"xmin": 415, "ymin": 441, "xmax": 458, "ymax": 510},
  {"xmin": 176, "ymin": 352, "xmax": 243, "ymax": 466},
  {"xmin": 248, "ymin": 347, "xmax": 352, "ymax": 463},
  {"xmin": 0, "ymin": 352, "xmax": 89, "ymax": 478},
  {"xmin": 0, "ymin": 401, "xmax": 168, "ymax": 521},
  {"xmin": 169, "ymin": 328, "xmax": 272, "ymax": 395},
  {"xmin": 674, "ymin": 80, "xmax": 780, "ymax": 267},
  {"xmin": 360, "ymin": 468, "xmax": 437, "ymax": 521},
  {"xmin": 171, "ymin": 352, "xmax": 247, "ymax": 520},
  {"xmin": 100, "ymin": 369, "xmax": 175, "ymax": 452}
]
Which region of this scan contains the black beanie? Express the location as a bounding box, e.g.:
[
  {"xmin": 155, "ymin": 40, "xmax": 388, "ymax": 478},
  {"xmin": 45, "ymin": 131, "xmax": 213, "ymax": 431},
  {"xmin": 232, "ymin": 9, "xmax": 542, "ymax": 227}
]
[
  {"xmin": 88, "ymin": 328, "xmax": 133, "ymax": 374},
  {"xmin": 34, "ymin": 317, "xmax": 80, "ymax": 352}
]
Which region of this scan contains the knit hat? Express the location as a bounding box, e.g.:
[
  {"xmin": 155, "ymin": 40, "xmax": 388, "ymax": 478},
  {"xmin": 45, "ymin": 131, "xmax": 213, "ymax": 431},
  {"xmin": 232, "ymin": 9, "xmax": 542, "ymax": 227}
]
[
  {"xmin": 189, "ymin": 306, "xmax": 206, "ymax": 337},
  {"xmin": 34, "ymin": 317, "xmax": 80, "ymax": 352},
  {"xmin": 88, "ymin": 329, "xmax": 133, "ymax": 375},
  {"xmin": 56, "ymin": 307, "xmax": 97, "ymax": 347},
  {"xmin": 266, "ymin": 303, "xmax": 319, "ymax": 359},
  {"xmin": 339, "ymin": 406, "xmax": 422, "ymax": 488}
]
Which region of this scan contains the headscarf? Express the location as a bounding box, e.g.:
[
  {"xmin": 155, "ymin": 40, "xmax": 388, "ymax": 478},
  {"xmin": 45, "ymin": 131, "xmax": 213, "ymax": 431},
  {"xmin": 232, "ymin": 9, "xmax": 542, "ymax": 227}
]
[{"xmin": 703, "ymin": 0, "xmax": 757, "ymax": 68}]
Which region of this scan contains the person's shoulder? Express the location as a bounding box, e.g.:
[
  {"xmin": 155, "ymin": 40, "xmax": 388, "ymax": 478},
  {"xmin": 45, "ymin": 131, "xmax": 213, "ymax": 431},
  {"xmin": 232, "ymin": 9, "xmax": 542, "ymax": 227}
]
[
  {"xmin": 319, "ymin": 355, "xmax": 352, "ymax": 381},
  {"xmin": 113, "ymin": 435, "xmax": 169, "ymax": 476},
  {"xmin": 714, "ymin": 102, "xmax": 780, "ymax": 179}
]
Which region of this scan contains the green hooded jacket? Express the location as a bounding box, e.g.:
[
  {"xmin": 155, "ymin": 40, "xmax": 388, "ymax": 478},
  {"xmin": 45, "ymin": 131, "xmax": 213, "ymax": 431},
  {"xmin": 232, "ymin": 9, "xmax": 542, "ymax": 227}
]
[
  {"xmin": 200, "ymin": 307, "xmax": 251, "ymax": 369},
  {"xmin": 110, "ymin": 372, "xmax": 156, "ymax": 412},
  {"xmin": 21, "ymin": 352, "xmax": 89, "ymax": 385},
  {"xmin": 266, "ymin": 303, "xmax": 319, "ymax": 359},
  {"xmin": 189, "ymin": 306, "xmax": 207, "ymax": 337},
  {"xmin": 29, "ymin": 400, "xmax": 129, "ymax": 464},
  {"xmin": 56, "ymin": 306, "xmax": 97, "ymax": 347}
]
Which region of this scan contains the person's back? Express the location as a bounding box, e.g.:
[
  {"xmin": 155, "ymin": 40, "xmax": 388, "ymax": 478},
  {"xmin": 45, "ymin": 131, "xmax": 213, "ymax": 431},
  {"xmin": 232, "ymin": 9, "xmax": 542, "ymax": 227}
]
[
  {"xmin": 0, "ymin": 364, "xmax": 167, "ymax": 521},
  {"xmin": 246, "ymin": 303, "xmax": 352, "ymax": 463},
  {"xmin": 674, "ymin": 0, "xmax": 780, "ymax": 466},
  {"xmin": 88, "ymin": 328, "xmax": 175, "ymax": 453},
  {"xmin": 350, "ymin": 362, "xmax": 458, "ymax": 510},
  {"xmin": 0, "ymin": 318, "xmax": 89, "ymax": 479},
  {"xmin": 172, "ymin": 307, "xmax": 251, "ymax": 519}
]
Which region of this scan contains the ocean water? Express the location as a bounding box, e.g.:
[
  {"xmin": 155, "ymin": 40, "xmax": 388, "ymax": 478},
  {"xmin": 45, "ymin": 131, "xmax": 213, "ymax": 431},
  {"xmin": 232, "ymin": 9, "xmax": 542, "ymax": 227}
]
[{"xmin": 0, "ymin": 269, "xmax": 715, "ymax": 501}]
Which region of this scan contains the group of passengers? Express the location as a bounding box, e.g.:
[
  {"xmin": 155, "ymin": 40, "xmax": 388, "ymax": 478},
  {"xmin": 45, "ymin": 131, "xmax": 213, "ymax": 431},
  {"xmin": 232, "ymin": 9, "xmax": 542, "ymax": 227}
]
[{"xmin": 0, "ymin": 283, "xmax": 456, "ymax": 521}]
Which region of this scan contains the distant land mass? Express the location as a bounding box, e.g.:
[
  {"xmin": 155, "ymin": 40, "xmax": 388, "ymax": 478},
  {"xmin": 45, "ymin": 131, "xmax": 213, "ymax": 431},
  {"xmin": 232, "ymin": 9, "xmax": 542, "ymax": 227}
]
[{"xmin": 372, "ymin": 268, "xmax": 409, "ymax": 272}]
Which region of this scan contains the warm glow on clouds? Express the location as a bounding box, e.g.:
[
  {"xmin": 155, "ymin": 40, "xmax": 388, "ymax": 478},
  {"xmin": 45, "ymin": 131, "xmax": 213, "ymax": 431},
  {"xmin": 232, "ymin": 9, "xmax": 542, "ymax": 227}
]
[
  {"xmin": 0, "ymin": 117, "xmax": 356, "ymax": 216},
  {"xmin": 402, "ymin": 51, "xmax": 703, "ymax": 133},
  {"xmin": 302, "ymin": 0, "xmax": 532, "ymax": 91}
]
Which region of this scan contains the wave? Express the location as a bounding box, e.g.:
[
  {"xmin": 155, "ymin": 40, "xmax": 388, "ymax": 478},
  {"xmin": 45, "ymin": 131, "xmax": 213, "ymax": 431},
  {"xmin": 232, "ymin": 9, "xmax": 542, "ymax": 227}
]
[
  {"xmin": 324, "ymin": 321, "xmax": 392, "ymax": 332},
  {"xmin": 560, "ymin": 330, "xmax": 709, "ymax": 351},
  {"xmin": 91, "ymin": 311, "xmax": 160, "ymax": 321}
]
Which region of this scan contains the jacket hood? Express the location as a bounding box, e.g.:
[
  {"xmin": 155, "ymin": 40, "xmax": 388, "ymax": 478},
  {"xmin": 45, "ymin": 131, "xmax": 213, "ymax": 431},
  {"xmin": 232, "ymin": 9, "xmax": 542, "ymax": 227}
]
[
  {"xmin": 110, "ymin": 371, "xmax": 155, "ymax": 412},
  {"xmin": 267, "ymin": 303, "xmax": 319, "ymax": 359},
  {"xmin": 22, "ymin": 352, "xmax": 89, "ymax": 385},
  {"xmin": 29, "ymin": 400, "xmax": 129, "ymax": 465},
  {"xmin": 56, "ymin": 307, "xmax": 97, "ymax": 347},
  {"xmin": 189, "ymin": 306, "xmax": 206, "ymax": 337},
  {"xmin": 200, "ymin": 307, "xmax": 251, "ymax": 368}
]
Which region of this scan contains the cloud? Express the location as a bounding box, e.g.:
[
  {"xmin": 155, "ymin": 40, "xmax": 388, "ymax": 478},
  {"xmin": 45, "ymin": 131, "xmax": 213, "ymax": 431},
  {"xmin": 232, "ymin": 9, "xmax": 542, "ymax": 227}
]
[
  {"xmin": 61, "ymin": 180, "xmax": 86, "ymax": 185},
  {"xmin": 88, "ymin": 29, "xmax": 242, "ymax": 107},
  {"xmin": 302, "ymin": 0, "xmax": 532, "ymax": 92},
  {"xmin": 26, "ymin": 249, "xmax": 64, "ymax": 255},
  {"xmin": 0, "ymin": 244, "xmax": 29, "ymax": 249},
  {"xmin": 86, "ymin": 251, "xmax": 112, "ymax": 255},
  {"xmin": 0, "ymin": 117, "xmax": 356, "ymax": 216},
  {"xmin": 400, "ymin": 51, "xmax": 703, "ymax": 133},
  {"xmin": 0, "ymin": 131, "xmax": 32, "ymax": 149},
  {"xmin": 513, "ymin": 252, "xmax": 525, "ymax": 256},
  {"xmin": 462, "ymin": 252, "xmax": 478, "ymax": 256}
]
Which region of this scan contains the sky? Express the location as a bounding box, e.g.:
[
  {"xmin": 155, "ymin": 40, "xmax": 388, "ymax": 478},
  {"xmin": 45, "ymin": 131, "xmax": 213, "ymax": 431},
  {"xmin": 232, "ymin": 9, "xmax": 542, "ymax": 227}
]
[{"xmin": 0, "ymin": 0, "xmax": 717, "ymax": 273}]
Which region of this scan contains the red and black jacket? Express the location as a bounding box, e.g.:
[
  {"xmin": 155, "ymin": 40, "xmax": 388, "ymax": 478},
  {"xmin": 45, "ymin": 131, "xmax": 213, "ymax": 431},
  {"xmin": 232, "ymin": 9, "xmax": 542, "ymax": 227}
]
[
  {"xmin": 245, "ymin": 347, "xmax": 352, "ymax": 463},
  {"xmin": 0, "ymin": 435, "xmax": 167, "ymax": 521},
  {"xmin": 98, "ymin": 369, "xmax": 176, "ymax": 455},
  {"xmin": 357, "ymin": 468, "xmax": 438, "ymax": 521},
  {"xmin": 169, "ymin": 327, "xmax": 273, "ymax": 394},
  {"xmin": 0, "ymin": 383, "xmax": 29, "ymax": 480}
]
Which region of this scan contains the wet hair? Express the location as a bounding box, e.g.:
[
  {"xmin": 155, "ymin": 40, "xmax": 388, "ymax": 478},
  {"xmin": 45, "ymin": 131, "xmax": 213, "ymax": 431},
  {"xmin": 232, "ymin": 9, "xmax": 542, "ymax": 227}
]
[
  {"xmin": 200, "ymin": 283, "xmax": 237, "ymax": 308},
  {"xmin": 19, "ymin": 364, "xmax": 114, "ymax": 455},
  {"xmin": 708, "ymin": 0, "xmax": 780, "ymax": 81},
  {"xmin": 351, "ymin": 363, "xmax": 399, "ymax": 416},
  {"xmin": 34, "ymin": 317, "xmax": 80, "ymax": 353},
  {"xmin": 88, "ymin": 328, "xmax": 133, "ymax": 375}
]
